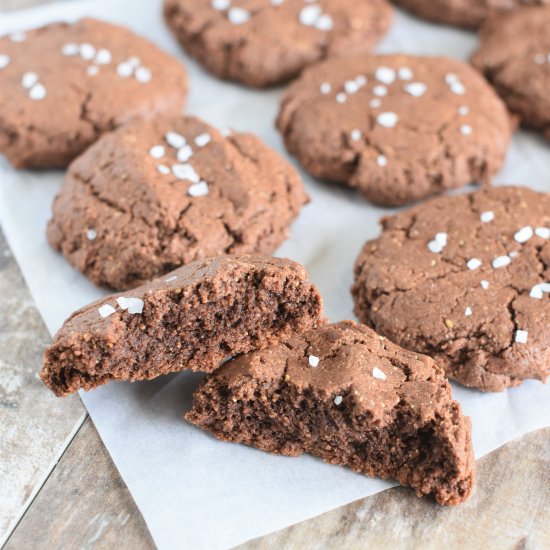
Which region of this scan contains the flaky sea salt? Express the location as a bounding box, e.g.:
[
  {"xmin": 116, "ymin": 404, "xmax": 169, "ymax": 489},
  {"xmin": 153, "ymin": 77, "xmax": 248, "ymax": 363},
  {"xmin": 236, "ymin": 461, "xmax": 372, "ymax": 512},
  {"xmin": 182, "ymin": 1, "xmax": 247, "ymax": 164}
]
[
  {"xmin": 308, "ymin": 355, "xmax": 320, "ymax": 367},
  {"xmin": 188, "ymin": 181, "xmax": 209, "ymax": 197},
  {"xmin": 117, "ymin": 296, "xmax": 144, "ymax": 314},
  {"xmin": 515, "ymin": 330, "xmax": 528, "ymax": 344},
  {"xmin": 149, "ymin": 145, "xmax": 165, "ymax": 159},
  {"xmin": 372, "ymin": 367, "xmax": 386, "ymax": 380},
  {"xmin": 467, "ymin": 258, "xmax": 482, "ymax": 270},
  {"xmin": 98, "ymin": 304, "xmax": 116, "ymax": 318},
  {"xmin": 166, "ymin": 132, "xmax": 186, "ymax": 149},
  {"xmin": 492, "ymin": 256, "xmax": 511, "ymax": 269},
  {"xmin": 195, "ymin": 133, "xmax": 211, "ymax": 147},
  {"xmin": 514, "ymin": 226, "xmax": 533, "ymax": 244}
]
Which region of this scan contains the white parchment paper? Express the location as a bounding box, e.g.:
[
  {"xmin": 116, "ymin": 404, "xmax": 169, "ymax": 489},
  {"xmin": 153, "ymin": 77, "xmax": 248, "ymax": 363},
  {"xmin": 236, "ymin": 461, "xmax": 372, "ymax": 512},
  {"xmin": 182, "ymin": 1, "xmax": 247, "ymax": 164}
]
[{"xmin": 1, "ymin": 2, "xmax": 549, "ymax": 548}]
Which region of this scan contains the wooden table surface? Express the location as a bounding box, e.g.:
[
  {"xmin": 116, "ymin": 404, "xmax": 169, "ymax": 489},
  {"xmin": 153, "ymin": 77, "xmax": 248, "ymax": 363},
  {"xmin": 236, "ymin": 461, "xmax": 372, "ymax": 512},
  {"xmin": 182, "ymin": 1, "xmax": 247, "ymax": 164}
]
[{"xmin": 1, "ymin": 2, "xmax": 549, "ymax": 549}]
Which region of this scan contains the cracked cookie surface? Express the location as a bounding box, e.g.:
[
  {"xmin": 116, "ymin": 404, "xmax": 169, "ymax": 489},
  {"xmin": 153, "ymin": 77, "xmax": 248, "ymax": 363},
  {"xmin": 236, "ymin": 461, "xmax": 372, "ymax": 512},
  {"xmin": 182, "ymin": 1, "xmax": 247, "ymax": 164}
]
[
  {"xmin": 163, "ymin": 0, "xmax": 393, "ymax": 88},
  {"xmin": 392, "ymin": 0, "xmax": 549, "ymax": 29},
  {"xmin": 42, "ymin": 255, "xmax": 323, "ymax": 396},
  {"xmin": 0, "ymin": 17, "xmax": 188, "ymax": 168},
  {"xmin": 471, "ymin": 7, "xmax": 550, "ymax": 141},
  {"xmin": 352, "ymin": 186, "xmax": 550, "ymax": 392},
  {"xmin": 277, "ymin": 54, "xmax": 511, "ymax": 206},
  {"xmin": 47, "ymin": 114, "xmax": 308, "ymax": 290},
  {"xmin": 187, "ymin": 320, "xmax": 474, "ymax": 505}
]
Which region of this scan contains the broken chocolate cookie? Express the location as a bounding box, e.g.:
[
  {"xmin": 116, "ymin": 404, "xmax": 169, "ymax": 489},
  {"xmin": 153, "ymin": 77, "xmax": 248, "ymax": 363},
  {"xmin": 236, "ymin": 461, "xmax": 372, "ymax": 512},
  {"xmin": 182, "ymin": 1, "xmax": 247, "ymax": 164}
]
[
  {"xmin": 42, "ymin": 255, "xmax": 323, "ymax": 397},
  {"xmin": 186, "ymin": 321, "xmax": 474, "ymax": 505}
]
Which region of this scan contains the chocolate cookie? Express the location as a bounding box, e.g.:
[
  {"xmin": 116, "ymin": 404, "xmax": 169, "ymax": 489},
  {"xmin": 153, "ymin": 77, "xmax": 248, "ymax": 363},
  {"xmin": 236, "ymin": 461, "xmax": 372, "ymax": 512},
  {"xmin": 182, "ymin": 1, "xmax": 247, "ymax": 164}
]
[
  {"xmin": 42, "ymin": 255, "xmax": 323, "ymax": 397},
  {"xmin": 277, "ymin": 54, "xmax": 511, "ymax": 206},
  {"xmin": 0, "ymin": 18, "xmax": 188, "ymax": 168},
  {"xmin": 471, "ymin": 7, "xmax": 550, "ymax": 141},
  {"xmin": 352, "ymin": 186, "xmax": 550, "ymax": 392},
  {"xmin": 392, "ymin": 0, "xmax": 549, "ymax": 29},
  {"xmin": 187, "ymin": 321, "xmax": 474, "ymax": 505},
  {"xmin": 163, "ymin": 0, "xmax": 393, "ymax": 88},
  {"xmin": 47, "ymin": 114, "xmax": 308, "ymax": 290}
]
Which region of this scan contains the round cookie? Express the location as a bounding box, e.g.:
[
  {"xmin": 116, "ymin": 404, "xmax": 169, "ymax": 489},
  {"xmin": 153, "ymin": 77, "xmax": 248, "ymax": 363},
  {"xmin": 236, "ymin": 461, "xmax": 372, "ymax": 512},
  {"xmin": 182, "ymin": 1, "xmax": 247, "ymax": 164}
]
[
  {"xmin": 352, "ymin": 186, "xmax": 550, "ymax": 392},
  {"xmin": 277, "ymin": 54, "xmax": 511, "ymax": 206},
  {"xmin": 163, "ymin": 0, "xmax": 393, "ymax": 88},
  {"xmin": 47, "ymin": 115, "xmax": 308, "ymax": 290},
  {"xmin": 0, "ymin": 18, "xmax": 188, "ymax": 168},
  {"xmin": 392, "ymin": 0, "xmax": 549, "ymax": 29},
  {"xmin": 471, "ymin": 7, "xmax": 550, "ymax": 141}
]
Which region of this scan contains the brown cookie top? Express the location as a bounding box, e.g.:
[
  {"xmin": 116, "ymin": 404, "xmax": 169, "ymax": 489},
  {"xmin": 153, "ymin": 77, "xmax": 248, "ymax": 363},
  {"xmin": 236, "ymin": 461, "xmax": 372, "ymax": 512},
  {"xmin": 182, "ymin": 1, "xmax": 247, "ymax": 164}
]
[
  {"xmin": 352, "ymin": 186, "xmax": 550, "ymax": 392},
  {"xmin": 392, "ymin": 0, "xmax": 549, "ymax": 29},
  {"xmin": 0, "ymin": 18, "xmax": 188, "ymax": 168},
  {"xmin": 42, "ymin": 254, "xmax": 323, "ymax": 396},
  {"xmin": 277, "ymin": 54, "xmax": 511, "ymax": 206},
  {"xmin": 216, "ymin": 321, "xmax": 450, "ymax": 420},
  {"xmin": 187, "ymin": 321, "xmax": 474, "ymax": 505},
  {"xmin": 47, "ymin": 114, "xmax": 308, "ymax": 290},
  {"xmin": 163, "ymin": 0, "xmax": 393, "ymax": 87},
  {"xmin": 471, "ymin": 7, "xmax": 550, "ymax": 141}
]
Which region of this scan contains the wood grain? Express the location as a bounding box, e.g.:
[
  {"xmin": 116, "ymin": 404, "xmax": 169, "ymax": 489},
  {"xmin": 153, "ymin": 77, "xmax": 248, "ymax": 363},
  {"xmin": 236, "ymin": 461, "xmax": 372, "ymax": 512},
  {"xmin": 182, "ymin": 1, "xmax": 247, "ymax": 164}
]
[
  {"xmin": 4, "ymin": 418, "xmax": 155, "ymax": 550},
  {"xmin": 245, "ymin": 427, "xmax": 550, "ymax": 549},
  {"xmin": 0, "ymin": 230, "xmax": 84, "ymax": 546}
]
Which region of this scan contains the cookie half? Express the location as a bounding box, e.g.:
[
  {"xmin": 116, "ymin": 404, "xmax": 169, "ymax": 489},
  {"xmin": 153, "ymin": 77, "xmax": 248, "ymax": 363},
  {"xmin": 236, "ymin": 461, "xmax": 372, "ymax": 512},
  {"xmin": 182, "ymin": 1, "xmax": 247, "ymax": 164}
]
[
  {"xmin": 42, "ymin": 255, "xmax": 323, "ymax": 396},
  {"xmin": 163, "ymin": 0, "xmax": 393, "ymax": 87},
  {"xmin": 0, "ymin": 18, "xmax": 188, "ymax": 168},
  {"xmin": 352, "ymin": 186, "xmax": 550, "ymax": 392},
  {"xmin": 186, "ymin": 321, "xmax": 474, "ymax": 505},
  {"xmin": 392, "ymin": 0, "xmax": 549, "ymax": 29},
  {"xmin": 277, "ymin": 54, "xmax": 511, "ymax": 206},
  {"xmin": 471, "ymin": 7, "xmax": 550, "ymax": 141},
  {"xmin": 47, "ymin": 114, "xmax": 308, "ymax": 290}
]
